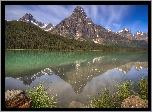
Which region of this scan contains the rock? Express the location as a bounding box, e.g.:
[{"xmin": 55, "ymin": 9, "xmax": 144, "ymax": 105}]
[
  {"xmin": 17, "ymin": 6, "xmax": 148, "ymax": 48},
  {"xmin": 121, "ymin": 95, "xmax": 148, "ymax": 108},
  {"xmin": 5, "ymin": 90, "xmax": 24, "ymax": 101},
  {"xmin": 50, "ymin": 6, "xmax": 141, "ymax": 46},
  {"xmin": 117, "ymin": 28, "xmax": 134, "ymax": 40},
  {"xmin": 5, "ymin": 89, "xmax": 32, "ymax": 108},
  {"xmin": 19, "ymin": 13, "xmax": 45, "ymax": 27},
  {"xmin": 68, "ymin": 101, "xmax": 86, "ymax": 108},
  {"xmin": 134, "ymin": 31, "xmax": 148, "ymax": 41}
]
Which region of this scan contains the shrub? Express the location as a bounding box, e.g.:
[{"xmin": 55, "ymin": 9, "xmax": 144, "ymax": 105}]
[
  {"xmin": 88, "ymin": 88, "xmax": 115, "ymax": 108},
  {"xmin": 116, "ymin": 80, "xmax": 134, "ymax": 100},
  {"xmin": 112, "ymin": 80, "xmax": 135, "ymax": 107},
  {"xmin": 88, "ymin": 80, "xmax": 136, "ymax": 108},
  {"xmin": 138, "ymin": 77, "xmax": 148, "ymax": 100},
  {"xmin": 25, "ymin": 81, "xmax": 58, "ymax": 108}
]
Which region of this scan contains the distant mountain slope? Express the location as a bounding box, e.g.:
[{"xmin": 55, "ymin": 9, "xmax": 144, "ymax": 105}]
[
  {"xmin": 49, "ymin": 6, "xmax": 148, "ymax": 48},
  {"xmin": 50, "ymin": 6, "xmax": 131, "ymax": 45},
  {"xmin": 5, "ymin": 20, "xmax": 126, "ymax": 51},
  {"xmin": 18, "ymin": 13, "xmax": 55, "ymax": 31},
  {"xmin": 6, "ymin": 6, "xmax": 148, "ymax": 48}
]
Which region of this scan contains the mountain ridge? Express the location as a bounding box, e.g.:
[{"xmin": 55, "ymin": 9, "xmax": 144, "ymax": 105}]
[{"xmin": 7, "ymin": 6, "xmax": 148, "ymax": 48}]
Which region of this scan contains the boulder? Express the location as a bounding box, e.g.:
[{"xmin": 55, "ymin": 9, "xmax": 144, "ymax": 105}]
[
  {"xmin": 121, "ymin": 95, "xmax": 148, "ymax": 108},
  {"xmin": 5, "ymin": 89, "xmax": 32, "ymax": 108},
  {"xmin": 68, "ymin": 101, "xmax": 86, "ymax": 108}
]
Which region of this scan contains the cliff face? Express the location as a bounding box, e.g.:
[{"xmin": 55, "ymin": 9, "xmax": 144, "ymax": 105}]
[
  {"xmin": 134, "ymin": 31, "xmax": 148, "ymax": 41},
  {"xmin": 17, "ymin": 6, "xmax": 148, "ymax": 48},
  {"xmin": 50, "ymin": 6, "xmax": 129, "ymax": 45},
  {"xmin": 116, "ymin": 28, "xmax": 134, "ymax": 40},
  {"xmin": 19, "ymin": 13, "xmax": 45, "ymax": 27},
  {"xmin": 18, "ymin": 13, "xmax": 54, "ymax": 31},
  {"xmin": 49, "ymin": 6, "xmax": 148, "ymax": 47}
]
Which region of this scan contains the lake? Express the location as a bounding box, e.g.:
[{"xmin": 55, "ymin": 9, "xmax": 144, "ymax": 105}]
[{"xmin": 5, "ymin": 50, "xmax": 148, "ymax": 108}]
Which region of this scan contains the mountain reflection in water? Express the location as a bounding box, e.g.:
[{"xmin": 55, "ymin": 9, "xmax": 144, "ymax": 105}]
[{"xmin": 5, "ymin": 51, "xmax": 148, "ymax": 107}]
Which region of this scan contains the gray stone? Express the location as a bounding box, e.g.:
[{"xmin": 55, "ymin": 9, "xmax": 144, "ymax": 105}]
[
  {"xmin": 68, "ymin": 101, "xmax": 86, "ymax": 108},
  {"xmin": 5, "ymin": 89, "xmax": 25, "ymax": 101},
  {"xmin": 121, "ymin": 95, "xmax": 148, "ymax": 108},
  {"xmin": 5, "ymin": 89, "xmax": 31, "ymax": 108}
]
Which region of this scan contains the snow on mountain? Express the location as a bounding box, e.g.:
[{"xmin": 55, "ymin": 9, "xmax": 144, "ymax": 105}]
[
  {"xmin": 39, "ymin": 24, "xmax": 48, "ymax": 28},
  {"xmin": 44, "ymin": 27, "xmax": 54, "ymax": 31},
  {"xmin": 15, "ymin": 6, "xmax": 148, "ymax": 48}
]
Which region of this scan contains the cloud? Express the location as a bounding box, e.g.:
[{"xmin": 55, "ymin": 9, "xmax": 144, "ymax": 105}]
[
  {"xmin": 90, "ymin": 5, "xmax": 98, "ymax": 20},
  {"xmin": 5, "ymin": 5, "xmax": 129, "ymax": 25},
  {"xmin": 5, "ymin": 5, "xmax": 147, "ymax": 34},
  {"xmin": 98, "ymin": 5, "xmax": 130, "ymax": 30},
  {"xmin": 112, "ymin": 23, "xmax": 121, "ymax": 29},
  {"xmin": 5, "ymin": 5, "xmax": 77, "ymax": 25}
]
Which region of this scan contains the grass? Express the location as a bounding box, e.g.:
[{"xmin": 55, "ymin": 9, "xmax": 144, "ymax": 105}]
[{"xmin": 88, "ymin": 77, "xmax": 148, "ymax": 108}]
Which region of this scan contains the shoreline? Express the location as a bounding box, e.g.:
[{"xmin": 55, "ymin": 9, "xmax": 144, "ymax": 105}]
[{"xmin": 5, "ymin": 77, "xmax": 148, "ymax": 108}]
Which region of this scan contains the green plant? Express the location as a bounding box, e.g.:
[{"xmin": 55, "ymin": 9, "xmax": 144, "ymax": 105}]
[
  {"xmin": 26, "ymin": 81, "xmax": 58, "ymax": 108},
  {"xmin": 116, "ymin": 80, "xmax": 134, "ymax": 100},
  {"xmin": 88, "ymin": 88, "xmax": 115, "ymax": 108},
  {"xmin": 87, "ymin": 80, "xmax": 136, "ymax": 108},
  {"xmin": 87, "ymin": 77, "xmax": 148, "ymax": 108},
  {"xmin": 138, "ymin": 77, "xmax": 148, "ymax": 100},
  {"xmin": 111, "ymin": 80, "xmax": 135, "ymax": 107}
]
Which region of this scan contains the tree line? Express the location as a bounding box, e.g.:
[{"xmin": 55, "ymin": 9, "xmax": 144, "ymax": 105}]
[{"xmin": 5, "ymin": 20, "xmax": 147, "ymax": 52}]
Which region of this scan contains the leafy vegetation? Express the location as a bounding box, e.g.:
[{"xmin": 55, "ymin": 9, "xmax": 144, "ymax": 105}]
[
  {"xmin": 14, "ymin": 77, "xmax": 148, "ymax": 108},
  {"xmin": 88, "ymin": 88, "xmax": 115, "ymax": 108},
  {"xmin": 138, "ymin": 77, "xmax": 148, "ymax": 100},
  {"xmin": 25, "ymin": 81, "xmax": 58, "ymax": 108},
  {"xmin": 104, "ymin": 41, "xmax": 141, "ymax": 48},
  {"xmin": 5, "ymin": 20, "xmax": 147, "ymax": 52},
  {"xmin": 88, "ymin": 77, "xmax": 148, "ymax": 108}
]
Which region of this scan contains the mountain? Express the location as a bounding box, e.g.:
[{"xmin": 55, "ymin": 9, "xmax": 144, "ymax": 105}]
[
  {"xmin": 19, "ymin": 13, "xmax": 45, "ymax": 27},
  {"xmin": 116, "ymin": 28, "xmax": 134, "ymax": 40},
  {"xmin": 7, "ymin": 20, "xmax": 132, "ymax": 51},
  {"xmin": 48, "ymin": 6, "xmax": 148, "ymax": 48},
  {"xmin": 134, "ymin": 31, "xmax": 148, "ymax": 41},
  {"xmin": 8, "ymin": 6, "xmax": 148, "ymax": 48},
  {"xmin": 50, "ymin": 6, "xmax": 130, "ymax": 45},
  {"xmin": 18, "ymin": 13, "xmax": 55, "ymax": 31}
]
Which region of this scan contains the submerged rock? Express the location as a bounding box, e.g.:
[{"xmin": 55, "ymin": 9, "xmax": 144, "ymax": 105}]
[
  {"xmin": 121, "ymin": 95, "xmax": 148, "ymax": 108},
  {"xmin": 68, "ymin": 101, "xmax": 86, "ymax": 108},
  {"xmin": 5, "ymin": 89, "xmax": 32, "ymax": 108}
]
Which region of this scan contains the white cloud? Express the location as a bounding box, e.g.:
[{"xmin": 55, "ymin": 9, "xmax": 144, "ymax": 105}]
[
  {"xmin": 98, "ymin": 5, "xmax": 130, "ymax": 30},
  {"xmin": 5, "ymin": 5, "xmax": 76, "ymax": 25},
  {"xmin": 5, "ymin": 5, "xmax": 147, "ymax": 34},
  {"xmin": 112, "ymin": 23, "xmax": 121, "ymax": 29},
  {"xmin": 5, "ymin": 5, "xmax": 129, "ymax": 25},
  {"xmin": 90, "ymin": 5, "xmax": 98, "ymax": 20}
]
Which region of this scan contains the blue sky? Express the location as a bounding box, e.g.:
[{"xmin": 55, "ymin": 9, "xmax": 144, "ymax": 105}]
[{"xmin": 5, "ymin": 5, "xmax": 148, "ymax": 34}]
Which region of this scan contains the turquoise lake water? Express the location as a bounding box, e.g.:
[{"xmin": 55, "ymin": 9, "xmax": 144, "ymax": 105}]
[{"xmin": 5, "ymin": 50, "xmax": 148, "ymax": 107}]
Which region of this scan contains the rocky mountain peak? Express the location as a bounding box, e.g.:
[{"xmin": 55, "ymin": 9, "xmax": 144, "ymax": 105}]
[
  {"xmin": 71, "ymin": 6, "xmax": 87, "ymax": 18},
  {"xmin": 25, "ymin": 13, "xmax": 33, "ymax": 18},
  {"xmin": 18, "ymin": 13, "xmax": 55, "ymax": 31},
  {"xmin": 16, "ymin": 6, "xmax": 148, "ymax": 48},
  {"xmin": 136, "ymin": 31, "xmax": 143, "ymax": 35},
  {"xmin": 19, "ymin": 13, "xmax": 51, "ymax": 28},
  {"xmin": 19, "ymin": 13, "xmax": 34, "ymax": 23},
  {"xmin": 123, "ymin": 28, "xmax": 130, "ymax": 32},
  {"xmin": 51, "ymin": 6, "xmax": 96, "ymax": 39},
  {"xmin": 134, "ymin": 31, "xmax": 148, "ymax": 41},
  {"xmin": 117, "ymin": 28, "xmax": 133, "ymax": 40}
]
